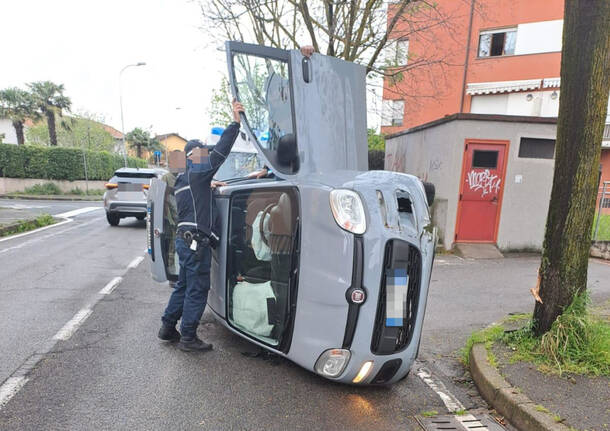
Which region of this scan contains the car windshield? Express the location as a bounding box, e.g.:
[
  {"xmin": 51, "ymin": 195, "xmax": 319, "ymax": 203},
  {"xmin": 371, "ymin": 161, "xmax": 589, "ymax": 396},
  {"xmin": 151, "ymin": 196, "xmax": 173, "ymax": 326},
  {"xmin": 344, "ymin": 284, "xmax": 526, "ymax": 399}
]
[{"xmin": 214, "ymin": 152, "xmax": 263, "ymax": 181}]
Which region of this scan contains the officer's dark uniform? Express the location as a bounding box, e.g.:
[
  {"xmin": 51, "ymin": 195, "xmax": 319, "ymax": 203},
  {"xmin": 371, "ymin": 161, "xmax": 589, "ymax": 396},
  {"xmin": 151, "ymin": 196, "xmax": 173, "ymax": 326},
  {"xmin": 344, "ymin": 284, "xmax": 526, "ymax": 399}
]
[{"xmin": 159, "ymin": 122, "xmax": 240, "ymax": 350}]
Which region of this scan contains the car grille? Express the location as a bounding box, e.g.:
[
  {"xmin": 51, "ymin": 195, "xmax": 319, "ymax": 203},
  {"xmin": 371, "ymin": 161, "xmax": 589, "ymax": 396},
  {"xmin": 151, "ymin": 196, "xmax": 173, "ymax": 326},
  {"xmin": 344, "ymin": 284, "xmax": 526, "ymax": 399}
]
[{"xmin": 371, "ymin": 240, "xmax": 422, "ymax": 355}]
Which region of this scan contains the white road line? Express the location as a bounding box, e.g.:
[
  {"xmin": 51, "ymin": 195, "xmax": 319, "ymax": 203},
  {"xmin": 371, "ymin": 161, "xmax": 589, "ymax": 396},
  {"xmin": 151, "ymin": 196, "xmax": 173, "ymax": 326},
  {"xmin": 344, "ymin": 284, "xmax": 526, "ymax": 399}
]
[
  {"xmin": 0, "ymin": 376, "xmax": 28, "ymax": 408},
  {"xmin": 127, "ymin": 255, "xmax": 145, "ymax": 269},
  {"xmin": 0, "ymin": 251, "xmax": 145, "ymax": 412},
  {"xmin": 0, "ymin": 217, "xmax": 100, "ymax": 254},
  {"xmin": 54, "ymin": 206, "xmax": 102, "ymax": 218},
  {"xmin": 52, "ymin": 308, "xmax": 93, "ymax": 341},
  {"xmin": 416, "ymin": 367, "xmax": 465, "ymax": 412},
  {"xmin": 0, "ymin": 218, "xmax": 73, "ymax": 244},
  {"xmin": 99, "ymin": 277, "xmax": 123, "ymax": 295},
  {"xmin": 414, "ymin": 367, "xmax": 489, "ymax": 429}
]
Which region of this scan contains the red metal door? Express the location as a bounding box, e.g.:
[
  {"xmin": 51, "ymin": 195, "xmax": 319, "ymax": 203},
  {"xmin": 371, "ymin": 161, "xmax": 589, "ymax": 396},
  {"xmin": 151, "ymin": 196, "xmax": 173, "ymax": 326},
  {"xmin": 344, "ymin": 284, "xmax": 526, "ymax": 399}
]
[{"xmin": 456, "ymin": 141, "xmax": 507, "ymax": 242}]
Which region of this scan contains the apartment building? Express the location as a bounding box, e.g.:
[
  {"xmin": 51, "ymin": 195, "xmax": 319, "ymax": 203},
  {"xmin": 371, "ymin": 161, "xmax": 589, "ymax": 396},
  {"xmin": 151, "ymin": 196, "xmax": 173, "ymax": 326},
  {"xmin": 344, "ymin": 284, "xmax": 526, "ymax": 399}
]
[{"xmin": 382, "ymin": 0, "xmax": 610, "ymax": 250}]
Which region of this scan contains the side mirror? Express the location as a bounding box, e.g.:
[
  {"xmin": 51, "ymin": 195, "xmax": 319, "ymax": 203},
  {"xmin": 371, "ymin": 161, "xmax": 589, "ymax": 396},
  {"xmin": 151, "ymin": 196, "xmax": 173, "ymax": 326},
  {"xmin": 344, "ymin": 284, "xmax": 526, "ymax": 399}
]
[
  {"xmin": 277, "ymin": 133, "xmax": 298, "ymax": 166},
  {"xmin": 423, "ymin": 181, "xmax": 435, "ymax": 207}
]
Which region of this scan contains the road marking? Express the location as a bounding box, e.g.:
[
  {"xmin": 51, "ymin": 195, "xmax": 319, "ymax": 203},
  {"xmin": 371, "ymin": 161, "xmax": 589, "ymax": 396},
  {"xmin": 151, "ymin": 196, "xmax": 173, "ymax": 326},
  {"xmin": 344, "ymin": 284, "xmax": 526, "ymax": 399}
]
[
  {"xmin": 52, "ymin": 308, "xmax": 93, "ymax": 341},
  {"xmin": 0, "ymin": 218, "xmax": 73, "ymax": 244},
  {"xmin": 0, "ymin": 206, "xmax": 101, "ymax": 245},
  {"xmin": 99, "ymin": 277, "xmax": 123, "ymax": 295},
  {"xmin": 54, "ymin": 206, "xmax": 102, "ymax": 218},
  {"xmin": 0, "ymin": 217, "xmax": 99, "ymax": 253},
  {"xmin": 0, "ymin": 251, "xmax": 147, "ymax": 412},
  {"xmin": 417, "ymin": 367, "xmax": 465, "ymax": 412},
  {"xmin": 127, "ymin": 255, "xmax": 145, "ymax": 269},
  {"xmin": 0, "ymin": 376, "xmax": 28, "ymax": 408}
]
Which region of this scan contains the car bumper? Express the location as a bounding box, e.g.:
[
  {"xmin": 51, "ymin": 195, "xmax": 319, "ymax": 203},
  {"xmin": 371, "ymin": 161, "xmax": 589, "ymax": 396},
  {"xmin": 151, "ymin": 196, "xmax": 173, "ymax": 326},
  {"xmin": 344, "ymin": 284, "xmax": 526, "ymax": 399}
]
[{"xmin": 105, "ymin": 200, "xmax": 147, "ymax": 216}]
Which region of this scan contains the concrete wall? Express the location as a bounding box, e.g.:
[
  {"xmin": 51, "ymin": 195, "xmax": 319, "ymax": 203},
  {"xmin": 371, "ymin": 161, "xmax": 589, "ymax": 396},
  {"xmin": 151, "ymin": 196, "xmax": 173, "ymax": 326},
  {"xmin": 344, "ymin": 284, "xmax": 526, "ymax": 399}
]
[
  {"xmin": 0, "ymin": 177, "xmax": 107, "ymax": 194},
  {"xmin": 386, "ymin": 119, "xmax": 557, "ymax": 251}
]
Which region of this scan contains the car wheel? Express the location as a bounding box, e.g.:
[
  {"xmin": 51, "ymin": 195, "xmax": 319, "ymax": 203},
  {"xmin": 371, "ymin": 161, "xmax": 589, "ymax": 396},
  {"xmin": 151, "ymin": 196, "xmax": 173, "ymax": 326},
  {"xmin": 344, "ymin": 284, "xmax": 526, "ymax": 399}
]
[
  {"xmin": 136, "ymin": 215, "xmax": 145, "ymax": 221},
  {"xmin": 106, "ymin": 212, "xmax": 120, "ymax": 226}
]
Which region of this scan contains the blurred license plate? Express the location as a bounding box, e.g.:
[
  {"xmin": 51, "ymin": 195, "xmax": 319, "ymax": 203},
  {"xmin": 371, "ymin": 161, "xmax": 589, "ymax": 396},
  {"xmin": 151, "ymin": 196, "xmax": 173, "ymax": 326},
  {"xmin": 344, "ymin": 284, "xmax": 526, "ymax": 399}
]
[
  {"xmin": 385, "ymin": 269, "xmax": 408, "ymax": 327},
  {"xmin": 118, "ymin": 183, "xmax": 142, "ymax": 191}
]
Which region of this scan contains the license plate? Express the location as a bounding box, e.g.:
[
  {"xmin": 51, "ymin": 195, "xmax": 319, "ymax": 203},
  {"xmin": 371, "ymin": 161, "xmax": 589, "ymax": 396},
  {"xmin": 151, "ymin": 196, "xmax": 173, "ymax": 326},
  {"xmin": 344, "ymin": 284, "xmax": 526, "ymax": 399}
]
[
  {"xmin": 118, "ymin": 183, "xmax": 142, "ymax": 191},
  {"xmin": 385, "ymin": 268, "xmax": 408, "ymax": 327}
]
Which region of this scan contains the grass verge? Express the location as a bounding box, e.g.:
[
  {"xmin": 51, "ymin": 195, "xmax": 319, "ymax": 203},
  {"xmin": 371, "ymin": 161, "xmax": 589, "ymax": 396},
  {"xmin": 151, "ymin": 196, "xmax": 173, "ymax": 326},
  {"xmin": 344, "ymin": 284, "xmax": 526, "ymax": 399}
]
[
  {"xmin": 0, "ymin": 213, "xmax": 56, "ymax": 237},
  {"xmin": 463, "ymin": 295, "xmax": 610, "ymax": 376},
  {"xmin": 16, "ymin": 182, "xmax": 105, "ymax": 197}
]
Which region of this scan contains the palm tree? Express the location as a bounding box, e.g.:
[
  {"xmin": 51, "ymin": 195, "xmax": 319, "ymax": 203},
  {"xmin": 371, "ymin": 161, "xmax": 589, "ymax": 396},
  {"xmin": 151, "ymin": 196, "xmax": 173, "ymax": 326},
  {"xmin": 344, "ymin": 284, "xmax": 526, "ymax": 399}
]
[
  {"xmin": 27, "ymin": 81, "xmax": 72, "ymax": 146},
  {"xmin": 125, "ymin": 127, "xmax": 161, "ymax": 159},
  {"xmin": 0, "ymin": 88, "xmax": 39, "ymax": 145}
]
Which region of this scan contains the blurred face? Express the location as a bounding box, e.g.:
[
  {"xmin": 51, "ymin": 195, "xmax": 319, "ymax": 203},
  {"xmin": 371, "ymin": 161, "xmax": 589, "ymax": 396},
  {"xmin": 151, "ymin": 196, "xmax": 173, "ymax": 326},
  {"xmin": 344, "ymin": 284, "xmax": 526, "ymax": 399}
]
[{"xmin": 168, "ymin": 151, "xmax": 186, "ymax": 174}]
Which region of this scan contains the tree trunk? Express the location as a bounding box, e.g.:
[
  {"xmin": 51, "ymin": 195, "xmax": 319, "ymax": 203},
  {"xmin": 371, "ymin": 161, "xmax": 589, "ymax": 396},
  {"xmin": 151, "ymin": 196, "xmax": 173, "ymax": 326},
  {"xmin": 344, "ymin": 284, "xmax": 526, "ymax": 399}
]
[
  {"xmin": 12, "ymin": 121, "xmax": 25, "ymax": 146},
  {"xmin": 136, "ymin": 144, "xmax": 142, "ymax": 159},
  {"xmin": 533, "ymin": 0, "xmax": 610, "ymax": 336},
  {"xmin": 46, "ymin": 110, "xmax": 58, "ymax": 146}
]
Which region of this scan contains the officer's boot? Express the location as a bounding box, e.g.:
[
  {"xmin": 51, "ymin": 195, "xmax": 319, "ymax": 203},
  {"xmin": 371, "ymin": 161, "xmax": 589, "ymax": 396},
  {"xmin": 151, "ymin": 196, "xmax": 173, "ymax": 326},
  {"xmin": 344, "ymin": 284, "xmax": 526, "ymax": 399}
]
[
  {"xmin": 178, "ymin": 335, "xmax": 213, "ymax": 352},
  {"xmin": 158, "ymin": 323, "xmax": 181, "ymax": 342}
]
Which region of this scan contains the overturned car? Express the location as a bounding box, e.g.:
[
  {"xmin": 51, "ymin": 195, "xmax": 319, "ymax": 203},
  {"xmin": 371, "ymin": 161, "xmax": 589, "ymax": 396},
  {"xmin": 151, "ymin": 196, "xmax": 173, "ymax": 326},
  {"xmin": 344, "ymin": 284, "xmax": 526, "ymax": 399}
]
[{"xmin": 147, "ymin": 42, "xmax": 436, "ymax": 385}]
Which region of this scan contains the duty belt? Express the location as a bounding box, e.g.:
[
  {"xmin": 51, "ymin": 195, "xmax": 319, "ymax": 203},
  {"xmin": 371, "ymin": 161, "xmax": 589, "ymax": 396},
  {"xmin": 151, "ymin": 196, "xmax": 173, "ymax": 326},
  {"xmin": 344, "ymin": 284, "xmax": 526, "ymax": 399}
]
[{"xmin": 177, "ymin": 229, "xmax": 220, "ymax": 250}]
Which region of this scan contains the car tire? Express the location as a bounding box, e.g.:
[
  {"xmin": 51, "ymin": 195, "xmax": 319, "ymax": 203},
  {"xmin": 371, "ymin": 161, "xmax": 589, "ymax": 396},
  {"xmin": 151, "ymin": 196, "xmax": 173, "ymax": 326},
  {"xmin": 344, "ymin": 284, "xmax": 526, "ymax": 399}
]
[{"xmin": 106, "ymin": 212, "xmax": 120, "ymax": 226}]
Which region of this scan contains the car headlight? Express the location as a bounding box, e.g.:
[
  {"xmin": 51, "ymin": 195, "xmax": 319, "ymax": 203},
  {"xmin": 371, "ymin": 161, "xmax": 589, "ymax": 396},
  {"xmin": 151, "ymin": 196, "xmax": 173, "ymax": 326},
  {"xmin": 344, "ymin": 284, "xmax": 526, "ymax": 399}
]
[
  {"xmin": 314, "ymin": 348, "xmax": 351, "ymax": 378},
  {"xmin": 329, "ymin": 189, "xmax": 366, "ymax": 235}
]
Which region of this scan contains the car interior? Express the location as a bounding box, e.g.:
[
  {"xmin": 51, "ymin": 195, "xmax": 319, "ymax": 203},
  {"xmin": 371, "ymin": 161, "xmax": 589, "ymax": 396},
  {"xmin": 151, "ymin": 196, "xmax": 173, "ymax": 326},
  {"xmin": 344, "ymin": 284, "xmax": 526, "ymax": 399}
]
[{"xmin": 227, "ymin": 188, "xmax": 297, "ymax": 346}]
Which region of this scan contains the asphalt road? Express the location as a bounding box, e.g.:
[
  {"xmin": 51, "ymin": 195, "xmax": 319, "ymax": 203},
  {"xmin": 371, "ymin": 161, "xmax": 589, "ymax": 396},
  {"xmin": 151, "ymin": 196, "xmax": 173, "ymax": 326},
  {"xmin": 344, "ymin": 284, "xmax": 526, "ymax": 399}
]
[{"xmin": 0, "ymin": 199, "xmax": 609, "ymax": 430}]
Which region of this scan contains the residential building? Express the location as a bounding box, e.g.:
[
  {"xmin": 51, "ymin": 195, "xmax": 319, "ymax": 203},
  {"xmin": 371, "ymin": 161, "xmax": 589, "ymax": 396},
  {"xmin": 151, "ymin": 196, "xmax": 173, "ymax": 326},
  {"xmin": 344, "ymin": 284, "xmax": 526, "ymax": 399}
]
[{"xmin": 382, "ymin": 0, "xmax": 610, "ymax": 250}]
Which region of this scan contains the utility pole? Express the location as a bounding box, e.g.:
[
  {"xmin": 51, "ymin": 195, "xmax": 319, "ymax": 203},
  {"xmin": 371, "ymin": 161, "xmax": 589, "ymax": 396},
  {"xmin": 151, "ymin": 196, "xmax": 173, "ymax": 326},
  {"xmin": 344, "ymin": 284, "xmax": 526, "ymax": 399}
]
[{"xmin": 119, "ymin": 62, "xmax": 146, "ymax": 167}]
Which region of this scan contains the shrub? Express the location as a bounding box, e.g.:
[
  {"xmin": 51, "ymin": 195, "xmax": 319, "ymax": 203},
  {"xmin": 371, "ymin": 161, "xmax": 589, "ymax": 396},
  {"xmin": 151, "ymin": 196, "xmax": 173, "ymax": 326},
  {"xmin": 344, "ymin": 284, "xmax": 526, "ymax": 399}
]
[
  {"xmin": 0, "ymin": 144, "xmax": 146, "ymax": 181},
  {"xmin": 24, "ymin": 182, "xmax": 62, "ymax": 195}
]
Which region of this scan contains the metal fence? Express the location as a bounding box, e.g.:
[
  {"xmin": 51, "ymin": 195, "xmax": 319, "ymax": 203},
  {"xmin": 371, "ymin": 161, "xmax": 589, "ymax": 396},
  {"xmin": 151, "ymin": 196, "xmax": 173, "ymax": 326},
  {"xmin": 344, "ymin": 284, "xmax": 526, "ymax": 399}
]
[{"xmin": 593, "ymin": 181, "xmax": 610, "ymax": 241}]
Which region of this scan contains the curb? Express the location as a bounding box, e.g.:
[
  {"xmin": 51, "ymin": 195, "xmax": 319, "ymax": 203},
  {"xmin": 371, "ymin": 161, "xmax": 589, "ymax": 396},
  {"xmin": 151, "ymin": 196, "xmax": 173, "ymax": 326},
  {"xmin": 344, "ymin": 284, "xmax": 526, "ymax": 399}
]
[
  {"xmin": 469, "ymin": 343, "xmax": 571, "ymax": 431},
  {"xmin": 0, "ymin": 194, "xmax": 102, "ymax": 201}
]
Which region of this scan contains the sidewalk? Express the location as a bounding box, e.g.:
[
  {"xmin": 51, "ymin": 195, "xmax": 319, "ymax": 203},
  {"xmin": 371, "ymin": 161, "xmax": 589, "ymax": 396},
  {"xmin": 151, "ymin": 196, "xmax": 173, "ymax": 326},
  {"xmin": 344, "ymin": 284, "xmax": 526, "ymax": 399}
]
[{"xmin": 469, "ymin": 303, "xmax": 610, "ymax": 431}]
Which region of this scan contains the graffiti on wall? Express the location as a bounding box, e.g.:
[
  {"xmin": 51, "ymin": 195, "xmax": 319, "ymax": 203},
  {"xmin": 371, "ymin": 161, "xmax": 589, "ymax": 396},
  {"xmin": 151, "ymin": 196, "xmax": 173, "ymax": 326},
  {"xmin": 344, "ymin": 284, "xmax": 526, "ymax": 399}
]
[{"xmin": 467, "ymin": 169, "xmax": 501, "ymax": 197}]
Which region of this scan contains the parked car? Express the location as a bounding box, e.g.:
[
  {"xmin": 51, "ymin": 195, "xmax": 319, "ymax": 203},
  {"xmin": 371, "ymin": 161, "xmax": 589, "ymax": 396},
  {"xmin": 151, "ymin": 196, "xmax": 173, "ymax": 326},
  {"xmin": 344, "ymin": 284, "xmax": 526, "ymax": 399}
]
[
  {"xmin": 104, "ymin": 167, "xmax": 166, "ymax": 226},
  {"xmin": 147, "ymin": 42, "xmax": 436, "ymax": 385}
]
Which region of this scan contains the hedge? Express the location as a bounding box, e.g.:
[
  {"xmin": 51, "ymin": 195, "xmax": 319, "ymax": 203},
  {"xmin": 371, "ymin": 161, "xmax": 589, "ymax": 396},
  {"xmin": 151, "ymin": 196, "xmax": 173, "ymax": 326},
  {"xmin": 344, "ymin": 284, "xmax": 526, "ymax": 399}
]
[{"xmin": 0, "ymin": 144, "xmax": 147, "ymax": 181}]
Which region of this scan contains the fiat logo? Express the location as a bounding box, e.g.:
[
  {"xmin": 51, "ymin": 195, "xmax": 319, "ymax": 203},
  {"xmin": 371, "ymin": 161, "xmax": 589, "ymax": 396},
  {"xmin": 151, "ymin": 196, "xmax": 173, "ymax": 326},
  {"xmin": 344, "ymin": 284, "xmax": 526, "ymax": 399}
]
[{"xmin": 351, "ymin": 289, "xmax": 366, "ymax": 304}]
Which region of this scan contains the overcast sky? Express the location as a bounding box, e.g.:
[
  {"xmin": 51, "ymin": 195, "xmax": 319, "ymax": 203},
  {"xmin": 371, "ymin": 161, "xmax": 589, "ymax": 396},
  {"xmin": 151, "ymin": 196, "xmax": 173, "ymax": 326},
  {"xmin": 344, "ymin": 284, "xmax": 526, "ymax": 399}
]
[{"xmin": 0, "ymin": 0, "xmax": 226, "ymax": 140}]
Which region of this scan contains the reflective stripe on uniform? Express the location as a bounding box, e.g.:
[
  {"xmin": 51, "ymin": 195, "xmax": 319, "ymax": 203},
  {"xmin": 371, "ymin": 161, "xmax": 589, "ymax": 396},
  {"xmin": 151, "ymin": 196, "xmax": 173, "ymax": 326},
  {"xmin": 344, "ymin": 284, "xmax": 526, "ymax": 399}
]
[
  {"xmin": 174, "ymin": 185, "xmax": 191, "ymax": 195},
  {"xmin": 178, "ymin": 222, "xmax": 198, "ymax": 228}
]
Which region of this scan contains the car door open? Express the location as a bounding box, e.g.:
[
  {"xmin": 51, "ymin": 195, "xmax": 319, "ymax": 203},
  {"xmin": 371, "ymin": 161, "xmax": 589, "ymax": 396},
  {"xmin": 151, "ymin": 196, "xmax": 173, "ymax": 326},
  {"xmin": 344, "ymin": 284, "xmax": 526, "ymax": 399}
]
[{"xmin": 225, "ymin": 41, "xmax": 369, "ymax": 178}]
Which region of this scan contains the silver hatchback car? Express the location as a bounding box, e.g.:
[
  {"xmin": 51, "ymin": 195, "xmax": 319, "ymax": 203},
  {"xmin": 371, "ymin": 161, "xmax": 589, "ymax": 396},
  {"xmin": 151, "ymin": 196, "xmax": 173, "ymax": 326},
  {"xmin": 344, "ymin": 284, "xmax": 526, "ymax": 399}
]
[
  {"xmin": 104, "ymin": 167, "xmax": 166, "ymax": 226},
  {"xmin": 147, "ymin": 42, "xmax": 436, "ymax": 385}
]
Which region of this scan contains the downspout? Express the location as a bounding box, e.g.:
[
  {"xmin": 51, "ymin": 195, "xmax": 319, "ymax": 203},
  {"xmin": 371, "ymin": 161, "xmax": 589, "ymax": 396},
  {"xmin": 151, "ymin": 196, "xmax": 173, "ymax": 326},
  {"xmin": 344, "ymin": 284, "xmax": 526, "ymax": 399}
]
[{"xmin": 459, "ymin": 0, "xmax": 476, "ymax": 113}]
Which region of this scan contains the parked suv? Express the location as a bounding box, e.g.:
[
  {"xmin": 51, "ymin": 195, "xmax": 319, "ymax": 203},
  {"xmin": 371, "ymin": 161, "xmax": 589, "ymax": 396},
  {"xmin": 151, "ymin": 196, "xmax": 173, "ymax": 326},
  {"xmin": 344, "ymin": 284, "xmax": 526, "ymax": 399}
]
[{"xmin": 104, "ymin": 167, "xmax": 166, "ymax": 226}]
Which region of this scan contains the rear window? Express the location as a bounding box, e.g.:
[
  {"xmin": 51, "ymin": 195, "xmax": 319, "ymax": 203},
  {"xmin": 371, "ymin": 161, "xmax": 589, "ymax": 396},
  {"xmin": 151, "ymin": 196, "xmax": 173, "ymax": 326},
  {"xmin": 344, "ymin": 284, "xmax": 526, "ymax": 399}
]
[{"xmin": 115, "ymin": 171, "xmax": 156, "ymax": 179}]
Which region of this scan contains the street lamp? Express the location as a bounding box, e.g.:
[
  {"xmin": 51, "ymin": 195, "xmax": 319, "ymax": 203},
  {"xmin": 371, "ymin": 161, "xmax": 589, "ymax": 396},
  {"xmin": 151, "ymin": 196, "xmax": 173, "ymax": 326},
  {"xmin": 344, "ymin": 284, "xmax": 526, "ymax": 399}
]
[{"xmin": 119, "ymin": 62, "xmax": 146, "ymax": 167}]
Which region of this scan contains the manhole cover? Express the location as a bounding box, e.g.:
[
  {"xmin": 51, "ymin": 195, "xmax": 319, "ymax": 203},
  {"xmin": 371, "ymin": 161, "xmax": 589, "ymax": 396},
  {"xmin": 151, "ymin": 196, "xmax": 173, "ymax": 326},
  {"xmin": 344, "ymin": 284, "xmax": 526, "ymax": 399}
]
[{"xmin": 416, "ymin": 413, "xmax": 506, "ymax": 431}]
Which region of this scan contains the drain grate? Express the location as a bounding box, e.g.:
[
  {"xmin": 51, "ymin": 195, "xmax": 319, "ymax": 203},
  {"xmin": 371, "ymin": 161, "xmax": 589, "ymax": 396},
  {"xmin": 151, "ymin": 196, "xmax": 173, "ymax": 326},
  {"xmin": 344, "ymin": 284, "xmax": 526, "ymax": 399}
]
[{"xmin": 416, "ymin": 413, "xmax": 507, "ymax": 431}]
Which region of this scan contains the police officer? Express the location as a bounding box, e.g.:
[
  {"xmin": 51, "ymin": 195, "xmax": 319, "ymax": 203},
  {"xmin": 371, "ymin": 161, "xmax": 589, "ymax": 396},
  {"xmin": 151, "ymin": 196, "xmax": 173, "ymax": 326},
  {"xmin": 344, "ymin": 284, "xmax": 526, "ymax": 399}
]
[{"xmin": 158, "ymin": 100, "xmax": 244, "ymax": 352}]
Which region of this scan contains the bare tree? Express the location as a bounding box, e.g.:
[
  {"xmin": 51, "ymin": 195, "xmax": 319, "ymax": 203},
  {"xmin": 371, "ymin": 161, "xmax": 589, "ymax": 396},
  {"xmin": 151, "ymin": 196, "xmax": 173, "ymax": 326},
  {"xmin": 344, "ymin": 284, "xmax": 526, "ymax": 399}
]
[
  {"xmin": 199, "ymin": 0, "xmax": 459, "ymax": 104},
  {"xmin": 533, "ymin": 0, "xmax": 610, "ymax": 335}
]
